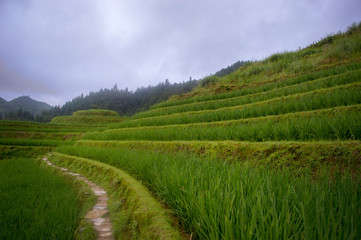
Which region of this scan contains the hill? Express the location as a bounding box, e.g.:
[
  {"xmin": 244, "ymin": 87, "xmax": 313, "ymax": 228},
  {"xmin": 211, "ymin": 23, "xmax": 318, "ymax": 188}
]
[
  {"xmin": 50, "ymin": 109, "xmax": 123, "ymax": 126},
  {"xmin": 56, "ymin": 22, "xmax": 361, "ymax": 239},
  {"xmin": 2, "ymin": 22, "xmax": 361, "ymax": 239},
  {"xmin": 38, "ymin": 79, "xmax": 198, "ymax": 122},
  {"xmin": 0, "ymin": 96, "xmax": 51, "ymax": 116}
]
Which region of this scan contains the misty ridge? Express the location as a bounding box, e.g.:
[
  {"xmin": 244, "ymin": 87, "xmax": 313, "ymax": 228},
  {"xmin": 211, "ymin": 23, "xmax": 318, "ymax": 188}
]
[{"xmin": 0, "ymin": 60, "xmax": 246, "ymax": 122}]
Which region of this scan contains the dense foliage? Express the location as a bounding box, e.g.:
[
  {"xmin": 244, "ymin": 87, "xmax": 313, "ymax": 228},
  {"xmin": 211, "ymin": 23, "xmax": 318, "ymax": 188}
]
[
  {"xmin": 0, "ymin": 96, "xmax": 51, "ymax": 121},
  {"xmin": 36, "ymin": 79, "xmax": 198, "ymax": 122},
  {"xmin": 57, "ymin": 145, "xmax": 361, "ymax": 240}
]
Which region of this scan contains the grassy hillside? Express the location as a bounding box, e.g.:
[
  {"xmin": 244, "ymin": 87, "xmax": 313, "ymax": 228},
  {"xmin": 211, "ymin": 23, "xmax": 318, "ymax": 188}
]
[
  {"xmin": 50, "ymin": 109, "xmax": 123, "ymax": 126},
  {"xmin": 2, "ymin": 23, "xmax": 361, "ymax": 239},
  {"xmin": 56, "ymin": 23, "xmax": 361, "ymax": 239}
]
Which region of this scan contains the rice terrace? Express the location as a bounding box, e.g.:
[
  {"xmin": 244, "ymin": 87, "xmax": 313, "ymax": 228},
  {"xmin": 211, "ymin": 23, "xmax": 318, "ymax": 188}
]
[{"xmin": 1, "ymin": 23, "xmax": 361, "ymax": 239}]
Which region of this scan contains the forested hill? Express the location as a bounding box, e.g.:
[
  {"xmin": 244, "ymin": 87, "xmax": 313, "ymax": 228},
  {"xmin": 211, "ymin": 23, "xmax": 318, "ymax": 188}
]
[
  {"xmin": 37, "ymin": 79, "xmax": 198, "ymax": 122},
  {"xmin": 0, "ymin": 96, "xmax": 51, "ymax": 120}
]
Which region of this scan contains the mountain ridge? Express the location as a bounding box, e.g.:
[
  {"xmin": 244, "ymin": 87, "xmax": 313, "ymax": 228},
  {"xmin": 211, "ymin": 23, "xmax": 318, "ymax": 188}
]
[{"xmin": 0, "ymin": 95, "xmax": 51, "ymax": 116}]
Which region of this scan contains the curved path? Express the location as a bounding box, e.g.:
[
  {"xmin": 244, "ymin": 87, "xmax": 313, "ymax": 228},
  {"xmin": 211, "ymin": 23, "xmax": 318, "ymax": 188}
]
[{"xmin": 42, "ymin": 157, "xmax": 113, "ymax": 240}]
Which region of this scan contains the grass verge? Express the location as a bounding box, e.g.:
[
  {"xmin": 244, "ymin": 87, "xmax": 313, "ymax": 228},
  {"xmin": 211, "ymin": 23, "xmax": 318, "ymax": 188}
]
[
  {"xmin": 0, "ymin": 145, "xmax": 51, "ymax": 160},
  {"xmin": 76, "ymin": 140, "xmax": 361, "ymax": 175},
  {"xmin": 49, "ymin": 152, "xmax": 183, "ymax": 240}
]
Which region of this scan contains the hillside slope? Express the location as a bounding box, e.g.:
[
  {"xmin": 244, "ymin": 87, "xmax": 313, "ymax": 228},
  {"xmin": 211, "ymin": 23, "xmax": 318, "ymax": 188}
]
[
  {"xmin": 57, "ymin": 23, "xmax": 361, "ymax": 239},
  {"xmin": 0, "ymin": 96, "xmax": 51, "ymax": 115},
  {"xmin": 50, "ymin": 109, "xmax": 123, "ymax": 126}
]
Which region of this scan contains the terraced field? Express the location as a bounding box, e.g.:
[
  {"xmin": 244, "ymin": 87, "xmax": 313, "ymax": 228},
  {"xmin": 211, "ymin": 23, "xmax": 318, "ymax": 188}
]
[
  {"xmin": 0, "ymin": 110, "xmax": 183, "ymax": 239},
  {"xmin": 1, "ymin": 26, "xmax": 361, "ymax": 239},
  {"xmin": 54, "ymin": 27, "xmax": 361, "ymax": 239}
]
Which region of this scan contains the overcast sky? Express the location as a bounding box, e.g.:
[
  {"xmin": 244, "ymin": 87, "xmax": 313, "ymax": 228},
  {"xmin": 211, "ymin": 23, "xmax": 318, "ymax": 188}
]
[{"xmin": 0, "ymin": 0, "xmax": 360, "ymax": 106}]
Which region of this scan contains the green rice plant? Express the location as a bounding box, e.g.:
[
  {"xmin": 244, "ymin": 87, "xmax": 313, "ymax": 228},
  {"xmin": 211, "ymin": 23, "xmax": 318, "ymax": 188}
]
[
  {"xmin": 0, "ymin": 130, "xmax": 82, "ymax": 141},
  {"xmin": 114, "ymin": 83, "xmax": 361, "ymax": 128},
  {"xmin": 0, "ymin": 145, "xmax": 52, "ymax": 160},
  {"xmin": 132, "ymin": 69, "xmax": 361, "ymax": 119},
  {"xmin": 76, "ymin": 140, "xmax": 361, "ymax": 176},
  {"xmin": 50, "ymin": 115, "xmax": 123, "ymax": 126},
  {"xmin": 0, "ymin": 120, "xmax": 92, "ymax": 132},
  {"xmin": 48, "ymin": 152, "xmax": 182, "ymax": 240},
  {"xmin": 56, "ymin": 146, "xmax": 361, "ymax": 239},
  {"xmin": 84, "ymin": 105, "xmax": 361, "ymax": 142},
  {"xmin": 0, "ymin": 138, "xmax": 75, "ymax": 146},
  {"xmin": 0, "ymin": 158, "xmax": 80, "ymax": 239},
  {"xmin": 73, "ymin": 109, "xmax": 120, "ymax": 116},
  {"xmin": 50, "ymin": 109, "xmax": 123, "ymax": 126},
  {"xmin": 150, "ymin": 60, "xmax": 361, "ymax": 109}
]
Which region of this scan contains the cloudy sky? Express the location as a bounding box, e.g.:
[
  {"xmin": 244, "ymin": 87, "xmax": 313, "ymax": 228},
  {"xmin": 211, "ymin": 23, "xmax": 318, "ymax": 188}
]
[{"xmin": 0, "ymin": 0, "xmax": 360, "ymax": 106}]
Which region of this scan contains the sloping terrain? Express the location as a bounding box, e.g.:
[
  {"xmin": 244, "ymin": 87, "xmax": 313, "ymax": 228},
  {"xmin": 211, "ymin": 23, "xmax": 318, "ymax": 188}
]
[
  {"xmin": 53, "ymin": 24, "xmax": 361, "ymax": 239},
  {"xmin": 50, "ymin": 109, "xmax": 124, "ymax": 126},
  {"xmin": 0, "ymin": 96, "xmax": 51, "ymax": 115},
  {"xmin": 2, "ymin": 24, "xmax": 361, "ymax": 239}
]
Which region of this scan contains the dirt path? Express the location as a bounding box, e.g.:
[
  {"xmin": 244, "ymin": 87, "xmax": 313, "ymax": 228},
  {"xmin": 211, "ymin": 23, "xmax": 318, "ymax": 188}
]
[{"xmin": 42, "ymin": 157, "xmax": 113, "ymax": 240}]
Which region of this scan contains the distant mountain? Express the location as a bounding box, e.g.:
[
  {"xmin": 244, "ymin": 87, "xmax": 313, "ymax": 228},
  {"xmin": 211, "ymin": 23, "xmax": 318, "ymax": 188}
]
[
  {"xmin": 0, "ymin": 97, "xmax": 6, "ymax": 104},
  {"xmin": 0, "ymin": 96, "xmax": 51, "ymax": 116}
]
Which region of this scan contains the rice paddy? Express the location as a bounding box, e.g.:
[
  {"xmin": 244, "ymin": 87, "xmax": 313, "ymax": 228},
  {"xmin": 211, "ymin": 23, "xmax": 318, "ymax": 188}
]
[
  {"xmin": 0, "ymin": 158, "xmax": 80, "ymax": 240},
  {"xmin": 1, "ymin": 26, "xmax": 361, "ymax": 239}
]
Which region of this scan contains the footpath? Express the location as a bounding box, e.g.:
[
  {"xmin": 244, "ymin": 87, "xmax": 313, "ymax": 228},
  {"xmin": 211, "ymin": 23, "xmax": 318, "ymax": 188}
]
[{"xmin": 42, "ymin": 157, "xmax": 113, "ymax": 240}]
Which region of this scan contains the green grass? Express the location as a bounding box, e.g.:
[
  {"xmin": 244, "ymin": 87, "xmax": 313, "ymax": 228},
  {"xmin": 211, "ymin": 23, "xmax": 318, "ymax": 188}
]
[
  {"xmin": 50, "ymin": 109, "xmax": 123, "ymax": 126},
  {"xmin": 56, "ymin": 145, "xmax": 361, "ymax": 239},
  {"xmin": 150, "ymin": 60, "xmax": 361, "ymax": 110},
  {"xmin": 0, "ymin": 130, "xmax": 82, "ymax": 141},
  {"xmin": 73, "ymin": 109, "xmax": 120, "ymax": 116},
  {"xmin": 133, "ymin": 69, "xmax": 361, "ymax": 119},
  {"xmin": 116, "ymin": 83, "xmax": 361, "ymax": 128},
  {"xmin": 48, "ymin": 152, "xmax": 182, "ymax": 240},
  {"xmin": 50, "ymin": 115, "xmax": 123, "ymax": 126},
  {"xmin": 0, "ymin": 158, "xmax": 80, "ymax": 240},
  {"xmin": 0, "ymin": 145, "xmax": 51, "ymax": 160},
  {"xmin": 75, "ymin": 140, "xmax": 361, "ymax": 175},
  {"xmin": 85, "ymin": 105, "xmax": 361, "ymax": 142},
  {"xmin": 0, "ymin": 120, "xmax": 92, "ymax": 132},
  {"xmin": 0, "ymin": 138, "xmax": 75, "ymax": 146}
]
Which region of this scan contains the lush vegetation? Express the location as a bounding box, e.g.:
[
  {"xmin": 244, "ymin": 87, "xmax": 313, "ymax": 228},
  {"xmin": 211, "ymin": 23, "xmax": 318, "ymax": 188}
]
[
  {"xmin": 1, "ymin": 23, "xmax": 361, "ymax": 240},
  {"xmin": 34, "ymin": 79, "xmax": 198, "ymax": 122},
  {"xmin": 75, "ymin": 140, "xmax": 361, "ymax": 175},
  {"xmin": 50, "ymin": 109, "xmax": 123, "ymax": 126},
  {"xmin": 0, "ymin": 158, "xmax": 80, "ymax": 239},
  {"xmin": 0, "ymin": 145, "xmax": 51, "ymax": 160},
  {"xmin": 48, "ymin": 152, "xmax": 183, "ymax": 240},
  {"xmin": 56, "ymin": 145, "xmax": 361, "ymax": 240},
  {"xmin": 0, "ymin": 120, "xmax": 92, "ymax": 132},
  {"xmin": 134, "ymin": 68, "xmax": 361, "ymax": 118},
  {"xmin": 0, "ymin": 96, "xmax": 51, "ymax": 121},
  {"xmin": 73, "ymin": 109, "xmax": 120, "ymax": 116},
  {"xmin": 86, "ymin": 105, "xmax": 361, "ymax": 141},
  {"xmin": 76, "ymin": 23, "xmax": 361, "ymax": 239},
  {"xmin": 113, "ymin": 83, "xmax": 361, "ymax": 128}
]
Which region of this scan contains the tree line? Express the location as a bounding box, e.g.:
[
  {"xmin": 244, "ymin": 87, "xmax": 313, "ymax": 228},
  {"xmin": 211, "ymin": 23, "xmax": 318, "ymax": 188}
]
[{"xmin": 36, "ymin": 79, "xmax": 198, "ymax": 122}]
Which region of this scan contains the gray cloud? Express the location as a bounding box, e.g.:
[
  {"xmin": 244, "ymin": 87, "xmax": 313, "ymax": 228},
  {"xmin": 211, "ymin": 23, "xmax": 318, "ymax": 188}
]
[{"xmin": 0, "ymin": 0, "xmax": 360, "ymax": 106}]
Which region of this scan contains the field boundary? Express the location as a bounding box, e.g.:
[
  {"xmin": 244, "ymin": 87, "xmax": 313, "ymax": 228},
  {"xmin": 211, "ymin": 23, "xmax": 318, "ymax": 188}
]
[
  {"xmin": 76, "ymin": 140, "xmax": 361, "ymax": 174},
  {"xmin": 49, "ymin": 152, "xmax": 183, "ymax": 240},
  {"xmin": 42, "ymin": 156, "xmax": 113, "ymax": 239}
]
